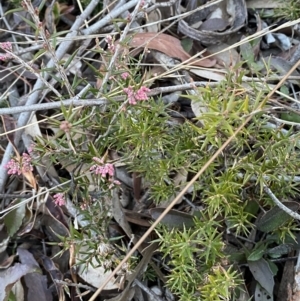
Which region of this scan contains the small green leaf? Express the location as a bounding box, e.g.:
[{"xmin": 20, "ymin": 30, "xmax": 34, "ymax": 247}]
[
  {"xmin": 267, "ymin": 244, "xmax": 293, "ymax": 258},
  {"xmin": 247, "ymin": 244, "xmax": 266, "ymax": 261},
  {"xmin": 280, "ymin": 112, "xmax": 300, "ymax": 123},
  {"xmin": 181, "ymin": 38, "xmax": 193, "ymax": 53},
  {"xmin": 280, "ymin": 85, "xmax": 289, "ymax": 96},
  {"xmin": 256, "ymin": 202, "xmax": 299, "ymax": 233},
  {"xmin": 3, "ymin": 200, "xmax": 26, "ymax": 237},
  {"xmin": 248, "ymin": 258, "xmax": 274, "ymax": 295}
]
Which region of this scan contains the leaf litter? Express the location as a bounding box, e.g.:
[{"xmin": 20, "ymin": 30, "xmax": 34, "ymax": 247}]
[{"xmin": 0, "ymin": 0, "xmax": 300, "ymax": 300}]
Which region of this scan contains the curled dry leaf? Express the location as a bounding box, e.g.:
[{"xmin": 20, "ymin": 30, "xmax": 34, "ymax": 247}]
[
  {"xmin": 178, "ymin": 0, "xmax": 247, "ymax": 45},
  {"xmin": 127, "ymin": 33, "xmax": 216, "ymax": 68}
]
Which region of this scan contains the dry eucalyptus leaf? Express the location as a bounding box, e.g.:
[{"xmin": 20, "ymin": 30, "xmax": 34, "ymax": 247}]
[
  {"xmin": 128, "ymin": 32, "xmax": 216, "ymax": 67},
  {"xmin": 18, "ymin": 248, "xmax": 53, "ymax": 301},
  {"xmin": 0, "ymin": 255, "xmax": 15, "ymax": 269},
  {"xmin": 254, "ymin": 279, "xmax": 274, "ymax": 301},
  {"xmin": 11, "ymin": 281, "xmax": 25, "ymax": 301}
]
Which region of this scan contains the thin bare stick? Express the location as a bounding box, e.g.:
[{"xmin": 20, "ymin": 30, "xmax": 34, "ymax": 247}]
[
  {"xmin": 0, "ymin": 81, "xmax": 212, "ymax": 116},
  {"xmin": 263, "ymin": 185, "xmax": 300, "ymax": 220}
]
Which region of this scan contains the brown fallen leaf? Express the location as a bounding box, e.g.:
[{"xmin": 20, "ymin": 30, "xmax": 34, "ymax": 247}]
[{"xmin": 127, "ymin": 32, "xmax": 216, "ymax": 68}]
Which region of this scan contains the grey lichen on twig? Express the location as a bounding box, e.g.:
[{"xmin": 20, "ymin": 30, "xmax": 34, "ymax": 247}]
[{"xmin": 263, "ymin": 184, "xmax": 300, "ymax": 220}]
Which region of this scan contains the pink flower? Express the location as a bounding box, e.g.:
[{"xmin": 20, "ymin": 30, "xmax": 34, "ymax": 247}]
[
  {"xmin": 136, "ymin": 86, "xmax": 150, "ymax": 101},
  {"xmin": 5, "ymin": 159, "xmax": 22, "ymax": 175},
  {"xmin": 0, "ymin": 53, "xmax": 12, "ymax": 61},
  {"xmin": 108, "ymin": 179, "xmax": 121, "ymax": 189},
  {"xmin": 121, "ymin": 72, "xmax": 129, "ymax": 80},
  {"xmin": 105, "ymin": 35, "xmax": 115, "ymax": 53},
  {"xmin": 0, "ymin": 42, "xmax": 12, "ymax": 51},
  {"xmin": 123, "ymin": 86, "xmax": 136, "ymax": 104},
  {"xmin": 0, "ymin": 42, "xmax": 13, "ymax": 61},
  {"xmin": 123, "ymin": 86, "xmax": 150, "ymax": 105},
  {"xmin": 60, "ymin": 120, "xmax": 72, "ymax": 133},
  {"xmin": 90, "ymin": 157, "xmax": 115, "ymax": 177},
  {"xmin": 139, "ymin": 0, "xmax": 145, "ymax": 8},
  {"xmin": 22, "ymin": 153, "xmax": 33, "ymax": 173},
  {"xmin": 5, "ymin": 152, "xmax": 33, "ymax": 175},
  {"xmin": 90, "ymin": 157, "xmax": 120, "ymax": 187},
  {"xmin": 90, "ymin": 163, "xmax": 115, "ymax": 177},
  {"xmin": 53, "ymin": 193, "xmax": 66, "ymax": 206},
  {"xmin": 92, "ymin": 156, "xmax": 104, "ymax": 164}
]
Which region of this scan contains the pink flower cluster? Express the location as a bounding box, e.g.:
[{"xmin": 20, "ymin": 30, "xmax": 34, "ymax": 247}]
[
  {"xmin": 90, "ymin": 157, "xmax": 121, "ymax": 188},
  {"xmin": 139, "ymin": 0, "xmax": 145, "ymax": 8},
  {"xmin": 5, "ymin": 153, "xmax": 33, "ymax": 175},
  {"xmin": 105, "ymin": 35, "xmax": 115, "ymax": 53},
  {"xmin": 123, "ymin": 86, "xmax": 150, "ymax": 105},
  {"xmin": 60, "ymin": 120, "xmax": 72, "ymax": 133},
  {"xmin": 0, "ymin": 42, "xmax": 12, "ymax": 51},
  {"xmin": 90, "ymin": 157, "xmax": 114, "ymax": 177},
  {"xmin": 121, "ymin": 72, "xmax": 129, "ymax": 80},
  {"xmin": 53, "ymin": 193, "xmax": 66, "ymax": 206},
  {"xmin": 0, "ymin": 41, "xmax": 12, "ymax": 61}
]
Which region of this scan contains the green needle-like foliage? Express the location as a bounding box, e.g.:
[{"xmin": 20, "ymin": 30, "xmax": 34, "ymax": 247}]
[{"xmin": 32, "ymin": 62, "xmax": 300, "ymax": 300}]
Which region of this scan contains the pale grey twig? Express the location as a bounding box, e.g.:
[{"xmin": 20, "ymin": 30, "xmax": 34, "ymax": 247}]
[
  {"xmin": 0, "ymin": 193, "xmax": 33, "ymax": 198},
  {"xmin": 82, "ymin": 0, "xmax": 139, "ymax": 35},
  {"xmin": 0, "ymin": 81, "xmax": 215, "ymax": 116},
  {"xmin": 0, "ymin": 99, "xmax": 109, "ymax": 115},
  {"xmin": 146, "ymin": 0, "xmax": 177, "ymax": 13},
  {"xmin": 237, "ymin": 173, "xmax": 300, "ymax": 183},
  {"xmin": 263, "ymin": 184, "xmax": 300, "ymax": 220}
]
